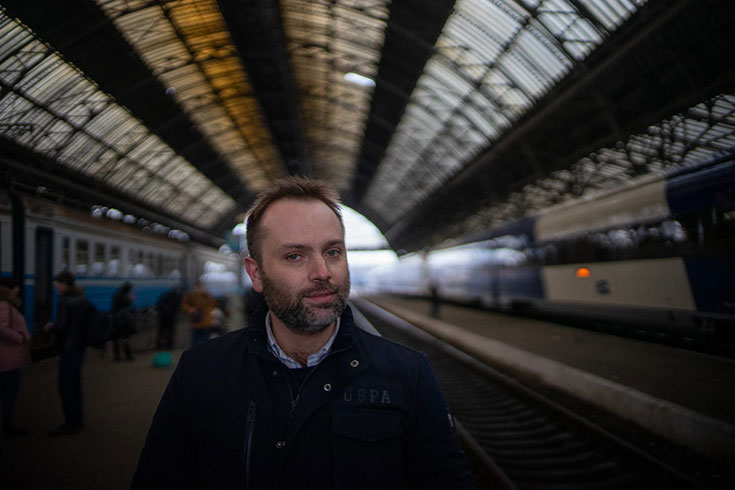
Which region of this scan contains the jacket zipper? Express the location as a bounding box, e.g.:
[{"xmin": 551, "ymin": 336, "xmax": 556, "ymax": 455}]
[
  {"xmin": 244, "ymin": 400, "xmax": 256, "ymax": 490},
  {"xmin": 286, "ymin": 343, "xmax": 353, "ymax": 414},
  {"xmin": 275, "ymin": 345, "xmax": 357, "ymax": 488}
]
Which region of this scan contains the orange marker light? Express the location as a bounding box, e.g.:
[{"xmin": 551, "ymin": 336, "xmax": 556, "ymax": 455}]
[{"xmin": 576, "ymin": 267, "xmax": 591, "ymax": 278}]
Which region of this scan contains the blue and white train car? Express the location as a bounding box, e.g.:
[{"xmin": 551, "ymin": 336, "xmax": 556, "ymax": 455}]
[{"xmin": 0, "ymin": 191, "xmax": 242, "ymax": 354}]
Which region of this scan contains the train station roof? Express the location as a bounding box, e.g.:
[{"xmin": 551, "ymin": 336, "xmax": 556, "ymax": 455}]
[{"xmin": 1, "ymin": 0, "xmax": 733, "ymax": 250}]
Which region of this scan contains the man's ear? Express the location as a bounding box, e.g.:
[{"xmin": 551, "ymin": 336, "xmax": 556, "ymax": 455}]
[{"xmin": 244, "ymin": 256, "xmax": 263, "ymax": 293}]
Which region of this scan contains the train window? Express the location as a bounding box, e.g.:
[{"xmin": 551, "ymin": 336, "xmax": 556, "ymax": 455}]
[
  {"xmin": 712, "ymin": 202, "xmax": 735, "ymax": 249},
  {"xmin": 155, "ymin": 254, "xmax": 164, "ymax": 277},
  {"xmin": 60, "ymin": 236, "xmax": 70, "ymax": 271},
  {"xmin": 125, "ymin": 248, "xmax": 136, "ymax": 276},
  {"xmin": 92, "ymin": 242, "xmax": 106, "ymax": 276},
  {"xmin": 108, "ymin": 246, "xmax": 121, "ymax": 276},
  {"xmin": 674, "ymin": 212, "xmax": 701, "ymax": 247},
  {"xmin": 133, "ymin": 250, "xmax": 149, "ymax": 277},
  {"xmin": 147, "ymin": 252, "xmax": 156, "ymax": 277},
  {"xmin": 169, "ymin": 258, "xmax": 182, "ymax": 279},
  {"xmin": 75, "ymin": 240, "xmax": 89, "ymax": 275},
  {"xmin": 660, "ymin": 220, "xmax": 688, "ymax": 243}
]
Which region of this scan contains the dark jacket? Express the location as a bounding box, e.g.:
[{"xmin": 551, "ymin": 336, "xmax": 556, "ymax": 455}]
[
  {"xmin": 132, "ymin": 307, "xmax": 475, "ymax": 490},
  {"xmin": 156, "ymin": 287, "xmax": 182, "ymax": 322},
  {"xmin": 53, "ymin": 286, "xmax": 94, "ymax": 352},
  {"xmin": 112, "ymin": 284, "xmax": 134, "ymax": 337}
]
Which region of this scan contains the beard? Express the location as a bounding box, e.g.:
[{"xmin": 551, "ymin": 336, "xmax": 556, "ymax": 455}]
[{"xmin": 260, "ymin": 272, "xmax": 350, "ymax": 335}]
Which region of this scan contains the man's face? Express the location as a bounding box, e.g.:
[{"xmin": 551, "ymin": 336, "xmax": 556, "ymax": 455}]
[{"xmin": 245, "ymin": 199, "xmax": 350, "ymax": 334}]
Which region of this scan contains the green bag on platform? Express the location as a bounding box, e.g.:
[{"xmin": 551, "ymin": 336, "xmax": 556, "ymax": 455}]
[{"xmin": 152, "ymin": 351, "xmax": 173, "ymax": 368}]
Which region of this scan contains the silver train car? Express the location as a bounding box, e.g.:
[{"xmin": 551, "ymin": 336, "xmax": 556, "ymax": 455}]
[
  {"xmin": 366, "ymin": 154, "xmax": 735, "ymax": 340},
  {"xmin": 0, "ymin": 191, "xmax": 242, "ymax": 355}
]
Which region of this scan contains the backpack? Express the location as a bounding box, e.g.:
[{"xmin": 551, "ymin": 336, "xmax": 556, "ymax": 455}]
[{"xmin": 86, "ymin": 307, "xmax": 112, "ymax": 349}]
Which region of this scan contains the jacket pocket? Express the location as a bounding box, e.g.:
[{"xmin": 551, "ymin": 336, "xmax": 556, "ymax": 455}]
[{"xmin": 332, "ymin": 409, "xmax": 406, "ymax": 490}]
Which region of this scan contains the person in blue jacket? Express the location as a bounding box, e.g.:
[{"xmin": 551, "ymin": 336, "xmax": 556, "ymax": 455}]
[{"xmin": 132, "ymin": 177, "xmax": 475, "ymax": 490}]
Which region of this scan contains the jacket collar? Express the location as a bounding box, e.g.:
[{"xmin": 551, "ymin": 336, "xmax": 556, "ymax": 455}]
[{"xmin": 244, "ymin": 306, "xmax": 359, "ymax": 363}]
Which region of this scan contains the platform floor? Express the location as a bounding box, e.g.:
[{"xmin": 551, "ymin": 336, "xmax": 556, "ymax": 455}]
[
  {"xmin": 358, "ymin": 294, "xmax": 735, "ymax": 467},
  {"xmin": 0, "ymin": 312, "xmax": 197, "ymax": 490},
  {"xmin": 1, "ymin": 347, "xmax": 183, "ymax": 490}
]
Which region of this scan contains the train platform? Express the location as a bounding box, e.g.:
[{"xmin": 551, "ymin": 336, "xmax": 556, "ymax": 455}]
[
  {"xmin": 355, "ymin": 295, "xmax": 735, "ymax": 468},
  {"xmin": 1, "ymin": 346, "xmax": 183, "ymax": 490}
]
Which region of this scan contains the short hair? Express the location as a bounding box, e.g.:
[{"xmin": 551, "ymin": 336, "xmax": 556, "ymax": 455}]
[
  {"xmin": 53, "ymin": 269, "xmax": 76, "ymax": 286},
  {"xmin": 246, "ymin": 177, "xmax": 343, "ymax": 262}
]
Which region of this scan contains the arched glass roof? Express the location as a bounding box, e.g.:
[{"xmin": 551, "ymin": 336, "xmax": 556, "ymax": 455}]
[
  {"xmin": 365, "ymin": 0, "xmax": 646, "ymax": 226},
  {"xmin": 95, "ymin": 0, "xmax": 283, "ymax": 191},
  {"xmin": 1, "ymin": 0, "xmax": 732, "ymax": 250},
  {"xmin": 0, "ymin": 11, "xmax": 236, "ymax": 229}
]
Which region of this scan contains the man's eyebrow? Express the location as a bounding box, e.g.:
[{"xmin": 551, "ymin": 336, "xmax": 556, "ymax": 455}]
[
  {"xmin": 276, "ymin": 239, "xmax": 344, "ymax": 252},
  {"xmin": 277, "ymin": 243, "xmax": 307, "ymax": 252}
]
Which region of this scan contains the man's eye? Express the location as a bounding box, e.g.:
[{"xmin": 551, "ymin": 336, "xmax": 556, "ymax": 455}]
[
  {"xmin": 286, "ymin": 254, "xmax": 301, "ymax": 261},
  {"xmin": 326, "ymin": 249, "xmax": 341, "ymax": 258}
]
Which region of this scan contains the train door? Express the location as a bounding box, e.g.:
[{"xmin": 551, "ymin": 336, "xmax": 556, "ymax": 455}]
[{"xmin": 33, "ymin": 227, "xmax": 54, "ymax": 350}]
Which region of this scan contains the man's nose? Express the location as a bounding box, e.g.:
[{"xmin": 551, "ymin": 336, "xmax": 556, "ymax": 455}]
[{"xmin": 310, "ymin": 256, "xmax": 331, "ymax": 281}]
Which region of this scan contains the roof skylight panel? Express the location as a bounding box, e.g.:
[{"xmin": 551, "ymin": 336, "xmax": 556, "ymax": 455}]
[
  {"xmin": 535, "ymin": 8, "xmax": 603, "ymax": 60},
  {"xmin": 59, "ymin": 135, "xmax": 100, "ymax": 170},
  {"xmin": 281, "ymin": 0, "xmax": 387, "ymax": 184},
  {"xmin": 373, "ymin": 0, "xmax": 637, "ymax": 226},
  {"xmin": 37, "ymin": 119, "xmax": 75, "ymax": 154},
  {"xmin": 0, "ymin": 10, "xmax": 237, "ymax": 229},
  {"xmin": 577, "ymin": 0, "xmax": 646, "ymax": 31},
  {"xmin": 520, "ymin": 23, "xmax": 572, "ymax": 76},
  {"xmin": 95, "ymin": 0, "xmax": 280, "ymax": 191}
]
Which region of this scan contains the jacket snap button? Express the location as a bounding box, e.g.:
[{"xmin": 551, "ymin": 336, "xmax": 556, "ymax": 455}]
[
  {"xmin": 323, "ymin": 383, "xmax": 332, "ymax": 392},
  {"xmin": 276, "ymin": 440, "xmax": 285, "ymax": 449},
  {"xmin": 350, "ymin": 360, "xmax": 359, "ymax": 368},
  {"xmin": 272, "ymin": 370, "xmax": 278, "ymax": 377}
]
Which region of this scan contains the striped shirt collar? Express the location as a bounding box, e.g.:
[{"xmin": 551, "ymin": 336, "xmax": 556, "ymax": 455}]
[{"xmin": 265, "ymin": 312, "xmax": 341, "ymax": 369}]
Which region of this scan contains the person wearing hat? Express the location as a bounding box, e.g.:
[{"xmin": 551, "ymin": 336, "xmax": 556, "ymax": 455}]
[{"xmin": 44, "ymin": 270, "xmax": 95, "ymax": 435}]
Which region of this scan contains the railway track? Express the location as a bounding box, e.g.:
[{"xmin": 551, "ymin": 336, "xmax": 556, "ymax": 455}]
[{"xmin": 353, "ymin": 299, "xmax": 705, "ymax": 490}]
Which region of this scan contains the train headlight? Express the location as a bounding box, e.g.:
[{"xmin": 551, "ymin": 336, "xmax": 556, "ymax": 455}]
[{"xmin": 576, "ymin": 267, "xmax": 591, "ymax": 278}]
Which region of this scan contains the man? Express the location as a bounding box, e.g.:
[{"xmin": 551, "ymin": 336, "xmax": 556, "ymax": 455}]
[
  {"xmin": 111, "ymin": 281, "xmax": 135, "ymax": 361},
  {"xmin": 155, "ymin": 286, "xmax": 182, "ymax": 350},
  {"xmin": 132, "ymin": 177, "xmax": 475, "ymax": 489},
  {"xmin": 45, "ymin": 270, "xmax": 95, "ymax": 435}
]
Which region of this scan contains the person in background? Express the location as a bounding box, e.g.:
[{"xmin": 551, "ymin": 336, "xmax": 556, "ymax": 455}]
[
  {"xmin": 44, "ymin": 270, "xmax": 94, "ymax": 435},
  {"xmin": 0, "ymin": 277, "xmax": 31, "ymax": 436},
  {"xmin": 209, "ymin": 299, "xmax": 226, "ymax": 338},
  {"xmin": 132, "ymin": 177, "xmax": 475, "ymax": 489},
  {"xmin": 180, "ymin": 280, "xmax": 216, "ymax": 347},
  {"xmin": 429, "ymin": 280, "xmax": 441, "ymax": 318},
  {"xmin": 111, "ymin": 282, "xmax": 135, "ymax": 361},
  {"xmin": 155, "ymin": 286, "xmax": 182, "ymax": 350}
]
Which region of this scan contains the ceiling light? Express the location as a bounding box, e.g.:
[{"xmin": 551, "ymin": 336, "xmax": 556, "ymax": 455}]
[{"xmin": 344, "ymin": 72, "xmax": 375, "ymax": 87}]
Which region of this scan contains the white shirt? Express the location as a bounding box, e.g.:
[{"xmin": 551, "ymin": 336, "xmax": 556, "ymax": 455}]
[{"xmin": 264, "ymin": 312, "xmax": 341, "ymax": 369}]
